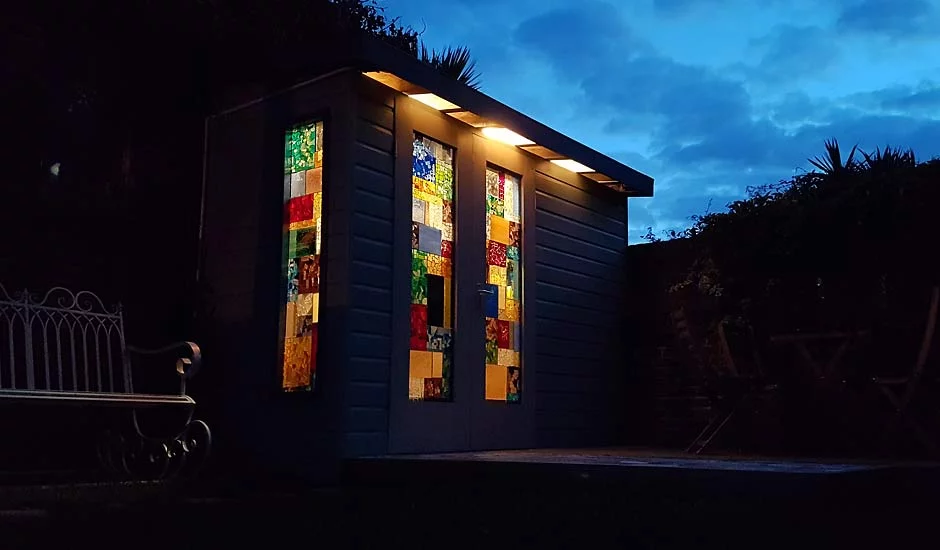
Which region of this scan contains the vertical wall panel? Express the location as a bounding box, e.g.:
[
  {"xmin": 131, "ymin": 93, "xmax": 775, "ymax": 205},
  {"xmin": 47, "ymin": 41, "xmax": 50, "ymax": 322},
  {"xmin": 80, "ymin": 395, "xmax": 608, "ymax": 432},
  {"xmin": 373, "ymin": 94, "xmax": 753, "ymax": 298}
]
[
  {"xmin": 201, "ymin": 71, "xmax": 356, "ymax": 484},
  {"xmin": 342, "ymin": 76, "xmax": 397, "ymax": 457},
  {"xmin": 533, "ymin": 168, "xmax": 627, "ymax": 448}
]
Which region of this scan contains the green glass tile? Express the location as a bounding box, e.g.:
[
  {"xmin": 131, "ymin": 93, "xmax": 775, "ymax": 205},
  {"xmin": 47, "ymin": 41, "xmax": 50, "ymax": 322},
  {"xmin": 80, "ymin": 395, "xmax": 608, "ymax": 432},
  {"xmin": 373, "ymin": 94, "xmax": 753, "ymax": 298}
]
[
  {"xmin": 486, "ymin": 194, "xmax": 504, "ymax": 217},
  {"xmin": 435, "ymin": 163, "xmax": 453, "ymax": 199},
  {"xmin": 411, "ymin": 250, "xmax": 428, "ymax": 305},
  {"xmin": 485, "ymin": 339, "xmax": 498, "ymax": 364}
]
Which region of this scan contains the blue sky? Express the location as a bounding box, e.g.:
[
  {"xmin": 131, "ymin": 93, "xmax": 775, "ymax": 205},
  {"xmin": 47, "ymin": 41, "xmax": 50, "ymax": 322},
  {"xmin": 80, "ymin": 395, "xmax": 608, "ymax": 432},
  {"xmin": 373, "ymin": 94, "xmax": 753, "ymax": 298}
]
[{"xmin": 384, "ymin": 0, "xmax": 940, "ymax": 243}]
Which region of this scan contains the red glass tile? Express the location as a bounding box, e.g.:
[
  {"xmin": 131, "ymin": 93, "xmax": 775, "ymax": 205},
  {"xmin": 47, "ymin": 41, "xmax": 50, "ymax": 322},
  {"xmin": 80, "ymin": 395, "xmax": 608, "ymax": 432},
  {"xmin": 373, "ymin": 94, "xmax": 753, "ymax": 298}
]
[
  {"xmin": 487, "ymin": 240, "xmax": 507, "ymax": 267},
  {"xmin": 410, "ymin": 304, "xmax": 428, "ymax": 350},
  {"xmin": 497, "ymin": 320, "xmax": 511, "ymax": 348},
  {"xmin": 287, "ymin": 195, "xmax": 314, "ymax": 223}
]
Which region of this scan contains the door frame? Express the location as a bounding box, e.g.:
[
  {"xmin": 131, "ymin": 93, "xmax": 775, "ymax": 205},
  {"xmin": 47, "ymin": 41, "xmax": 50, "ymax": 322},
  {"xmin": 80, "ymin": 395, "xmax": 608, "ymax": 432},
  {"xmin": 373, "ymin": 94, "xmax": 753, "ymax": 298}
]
[
  {"xmin": 388, "ymin": 96, "xmax": 477, "ymax": 453},
  {"xmin": 468, "ymin": 134, "xmax": 537, "ymax": 450}
]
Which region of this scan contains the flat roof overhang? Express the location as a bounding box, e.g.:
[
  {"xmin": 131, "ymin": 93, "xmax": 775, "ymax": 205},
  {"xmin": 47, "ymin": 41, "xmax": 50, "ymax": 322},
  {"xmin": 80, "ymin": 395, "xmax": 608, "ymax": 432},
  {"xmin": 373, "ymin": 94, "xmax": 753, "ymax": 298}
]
[{"xmin": 353, "ymin": 38, "xmax": 654, "ymax": 197}]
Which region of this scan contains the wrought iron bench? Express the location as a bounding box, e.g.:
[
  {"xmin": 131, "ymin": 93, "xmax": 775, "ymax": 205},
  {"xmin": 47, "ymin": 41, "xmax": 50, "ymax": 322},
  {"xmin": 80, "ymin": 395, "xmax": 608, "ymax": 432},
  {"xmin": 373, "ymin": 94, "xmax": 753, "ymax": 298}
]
[{"xmin": 0, "ymin": 284, "xmax": 210, "ymax": 479}]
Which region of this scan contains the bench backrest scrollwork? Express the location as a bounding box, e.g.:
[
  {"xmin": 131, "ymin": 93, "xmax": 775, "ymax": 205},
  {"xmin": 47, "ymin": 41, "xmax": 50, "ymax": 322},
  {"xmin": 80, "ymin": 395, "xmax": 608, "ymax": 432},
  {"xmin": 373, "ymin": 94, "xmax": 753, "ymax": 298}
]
[{"xmin": 0, "ymin": 284, "xmax": 133, "ymax": 393}]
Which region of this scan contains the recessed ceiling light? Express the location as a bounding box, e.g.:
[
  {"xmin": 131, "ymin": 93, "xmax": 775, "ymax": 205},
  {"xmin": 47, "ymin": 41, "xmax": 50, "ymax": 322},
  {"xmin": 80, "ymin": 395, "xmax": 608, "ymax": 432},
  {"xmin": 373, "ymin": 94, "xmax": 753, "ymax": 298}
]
[
  {"xmin": 551, "ymin": 159, "xmax": 594, "ymax": 173},
  {"xmin": 481, "ymin": 127, "xmax": 536, "ymax": 147},
  {"xmin": 407, "ymin": 93, "xmax": 461, "ymax": 111}
]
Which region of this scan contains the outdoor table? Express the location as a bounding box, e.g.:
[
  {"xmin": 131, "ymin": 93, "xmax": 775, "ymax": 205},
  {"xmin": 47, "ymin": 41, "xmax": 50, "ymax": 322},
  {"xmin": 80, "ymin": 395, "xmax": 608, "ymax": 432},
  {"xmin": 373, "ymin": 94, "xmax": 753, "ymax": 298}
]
[
  {"xmin": 769, "ymin": 330, "xmax": 873, "ymax": 453},
  {"xmin": 769, "ymin": 330, "xmax": 871, "ymax": 382}
]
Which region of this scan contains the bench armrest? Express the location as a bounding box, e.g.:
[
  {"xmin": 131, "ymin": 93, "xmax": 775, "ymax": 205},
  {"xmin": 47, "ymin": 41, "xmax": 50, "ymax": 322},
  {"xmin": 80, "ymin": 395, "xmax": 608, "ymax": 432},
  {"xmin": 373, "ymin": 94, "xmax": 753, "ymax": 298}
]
[{"xmin": 127, "ymin": 341, "xmax": 202, "ymax": 395}]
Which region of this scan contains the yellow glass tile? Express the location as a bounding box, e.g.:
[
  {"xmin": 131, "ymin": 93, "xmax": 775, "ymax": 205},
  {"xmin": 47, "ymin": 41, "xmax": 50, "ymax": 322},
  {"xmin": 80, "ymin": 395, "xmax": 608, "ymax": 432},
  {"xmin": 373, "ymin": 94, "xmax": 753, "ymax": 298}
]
[
  {"xmin": 285, "ymin": 303, "xmax": 296, "ymax": 336},
  {"xmin": 283, "ymin": 335, "xmax": 312, "ymax": 389},
  {"xmin": 486, "ymin": 365, "xmax": 508, "ymax": 401},
  {"xmin": 409, "ymin": 378, "xmax": 424, "ymax": 400},
  {"xmin": 305, "ymin": 168, "xmax": 323, "ymax": 195},
  {"xmin": 497, "ymin": 348, "xmax": 514, "ymax": 366},
  {"xmin": 312, "ymin": 293, "xmax": 320, "ymax": 323},
  {"xmin": 431, "ymin": 352, "xmax": 443, "ymax": 377},
  {"xmin": 427, "ymin": 254, "xmax": 443, "ymax": 276},
  {"xmin": 488, "ymin": 265, "xmax": 507, "ymax": 286},
  {"xmin": 412, "ymin": 175, "xmax": 433, "ymax": 193},
  {"xmin": 315, "ymin": 149, "xmax": 323, "ymax": 168},
  {"xmin": 441, "ymin": 258, "xmax": 453, "ymax": 278},
  {"xmin": 443, "ymin": 277, "xmax": 452, "ymax": 328},
  {"xmin": 313, "ymin": 192, "xmax": 323, "ymax": 221},
  {"xmin": 289, "ymin": 219, "xmax": 316, "ymax": 231},
  {"xmin": 503, "ymin": 299, "xmax": 520, "ymax": 321},
  {"xmin": 498, "ymin": 286, "xmax": 506, "ymax": 310},
  {"xmin": 410, "ymin": 350, "xmax": 433, "ymax": 379},
  {"xmin": 506, "ymin": 286, "xmax": 514, "ymax": 301},
  {"xmin": 296, "ymin": 293, "xmax": 314, "ymax": 316},
  {"xmin": 414, "ymin": 188, "xmax": 443, "ymax": 206},
  {"xmin": 513, "ymin": 352, "xmax": 521, "ymax": 367},
  {"xmin": 490, "ymin": 215, "xmax": 510, "ymax": 245}
]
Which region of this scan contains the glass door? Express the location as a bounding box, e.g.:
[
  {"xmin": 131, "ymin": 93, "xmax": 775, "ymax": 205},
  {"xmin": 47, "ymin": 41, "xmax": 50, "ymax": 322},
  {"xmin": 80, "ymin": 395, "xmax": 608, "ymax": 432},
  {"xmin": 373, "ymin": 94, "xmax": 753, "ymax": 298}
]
[
  {"xmin": 480, "ymin": 166, "xmax": 523, "ymax": 403},
  {"xmin": 469, "ymin": 145, "xmax": 535, "ymax": 450},
  {"xmin": 408, "ymin": 135, "xmax": 457, "ymax": 402}
]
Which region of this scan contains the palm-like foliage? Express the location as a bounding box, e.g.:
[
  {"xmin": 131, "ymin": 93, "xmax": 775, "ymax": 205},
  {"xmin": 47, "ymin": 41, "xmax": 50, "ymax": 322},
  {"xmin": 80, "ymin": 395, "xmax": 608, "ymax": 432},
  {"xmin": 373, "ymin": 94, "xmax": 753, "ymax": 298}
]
[
  {"xmin": 419, "ymin": 43, "xmax": 481, "ymax": 90},
  {"xmin": 860, "ymin": 145, "xmax": 916, "ymax": 174},
  {"xmin": 808, "ymin": 138, "xmax": 859, "ymax": 176}
]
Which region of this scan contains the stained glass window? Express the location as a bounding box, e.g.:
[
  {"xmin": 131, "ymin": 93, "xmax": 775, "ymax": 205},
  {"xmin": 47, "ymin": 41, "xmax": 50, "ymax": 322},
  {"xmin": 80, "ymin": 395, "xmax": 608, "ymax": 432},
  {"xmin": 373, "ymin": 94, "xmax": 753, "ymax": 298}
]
[
  {"xmin": 484, "ymin": 167, "xmax": 522, "ymax": 402},
  {"xmin": 409, "ymin": 135, "xmax": 455, "ymax": 401},
  {"xmin": 281, "ymin": 120, "xmax": 325, "ymax": 392}
]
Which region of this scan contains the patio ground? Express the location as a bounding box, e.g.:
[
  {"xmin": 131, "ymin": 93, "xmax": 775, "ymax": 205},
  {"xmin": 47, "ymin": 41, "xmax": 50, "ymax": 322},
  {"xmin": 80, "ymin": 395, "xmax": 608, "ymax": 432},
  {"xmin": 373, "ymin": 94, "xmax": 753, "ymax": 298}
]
[{"xmin": 2, "ymin": 447, "xmax": 938, "ymax": 548}]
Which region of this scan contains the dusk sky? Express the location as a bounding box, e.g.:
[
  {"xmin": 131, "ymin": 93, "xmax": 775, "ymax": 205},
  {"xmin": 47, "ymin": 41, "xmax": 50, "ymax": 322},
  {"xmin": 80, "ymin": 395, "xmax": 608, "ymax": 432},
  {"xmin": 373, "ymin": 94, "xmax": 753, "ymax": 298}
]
[{"xmin": 385, "ymin": 0, "xmax": 940, "ymax": 243}]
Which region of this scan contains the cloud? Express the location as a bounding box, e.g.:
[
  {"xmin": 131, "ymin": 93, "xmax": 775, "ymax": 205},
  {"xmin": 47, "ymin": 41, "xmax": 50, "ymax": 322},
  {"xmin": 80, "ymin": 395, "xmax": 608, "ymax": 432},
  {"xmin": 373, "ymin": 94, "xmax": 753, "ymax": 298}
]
[
  {"xmin": 517, "ymin": 4, "xmax": 940, "ymax": 171},
  {"xmin": 515, "ymin": 1, "xmax": 649, "ymax": 70},
  {"xmin": 836, "ymin": 0, "xmax": 939, "ymax": 38},
  {"xmin": 391, "ymin": 0, "xmax": 940, "ymax": 242},
  {"xmin": 746, "ymin": 25, "xmax": 839, "ymax": 84},
  {"xmin": 883, "ymin": 86, "xmax": 940, "ymax": 112},
  {"xmin": 857, "ymin": 82, "xmax": 940, "ymax": 114},
  {"xmin": 650, "ymin": 0, "xmax": 729, "ymax": 16}
]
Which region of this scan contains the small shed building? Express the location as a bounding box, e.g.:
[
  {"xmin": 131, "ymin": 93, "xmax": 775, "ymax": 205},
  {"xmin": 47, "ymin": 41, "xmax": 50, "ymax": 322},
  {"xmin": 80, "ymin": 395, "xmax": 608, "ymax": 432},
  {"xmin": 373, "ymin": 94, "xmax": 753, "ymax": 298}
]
[{"xmin": 201, "ymin": 36, "xmax": 654, "ymax": 481}]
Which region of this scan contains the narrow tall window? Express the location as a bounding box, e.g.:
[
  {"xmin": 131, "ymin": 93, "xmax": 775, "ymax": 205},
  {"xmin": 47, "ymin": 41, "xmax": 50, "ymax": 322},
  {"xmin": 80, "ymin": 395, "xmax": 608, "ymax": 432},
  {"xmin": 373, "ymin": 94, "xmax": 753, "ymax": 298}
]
[
  {"xmin": 483, "ymin": 167, "xmax": 522, "ymax": 402},
  {"xmin": 281, "ymin": 120, "xmax": 325, "ymax": 392},
  {"xmin": 409, "ymin": 135, "xmax": 455, "ymax": 401}
]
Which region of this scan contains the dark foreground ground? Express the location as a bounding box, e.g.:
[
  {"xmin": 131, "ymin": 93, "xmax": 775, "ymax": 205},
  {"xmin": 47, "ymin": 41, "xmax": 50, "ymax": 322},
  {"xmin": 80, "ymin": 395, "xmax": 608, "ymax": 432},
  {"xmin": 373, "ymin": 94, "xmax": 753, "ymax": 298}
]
[{"xmin": 2, "ymin": 449, "xmax": 938, "ymax": 549}]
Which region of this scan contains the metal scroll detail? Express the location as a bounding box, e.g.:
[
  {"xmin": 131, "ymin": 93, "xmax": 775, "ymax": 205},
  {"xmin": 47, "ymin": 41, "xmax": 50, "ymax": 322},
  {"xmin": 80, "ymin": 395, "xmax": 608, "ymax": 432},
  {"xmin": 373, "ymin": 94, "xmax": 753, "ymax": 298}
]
[
  {"xmin": 97, "ymin": 412, "xmax": 212, "ymax": 481},
  {"xmin": 0, "ymin": 282, "xmax": 128, "ymax": 392}
]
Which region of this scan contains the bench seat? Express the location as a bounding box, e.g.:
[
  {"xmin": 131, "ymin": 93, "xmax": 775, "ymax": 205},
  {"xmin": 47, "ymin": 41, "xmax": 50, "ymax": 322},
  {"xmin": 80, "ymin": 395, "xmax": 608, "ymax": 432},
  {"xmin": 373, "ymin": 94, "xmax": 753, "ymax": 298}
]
[
  {"xmin": 0, "ymin": 284, "xmax": 209, "ymax": 480},
  {"xmin": 0, "ymin": 389, "xmax": 195, "ymax": 407}
]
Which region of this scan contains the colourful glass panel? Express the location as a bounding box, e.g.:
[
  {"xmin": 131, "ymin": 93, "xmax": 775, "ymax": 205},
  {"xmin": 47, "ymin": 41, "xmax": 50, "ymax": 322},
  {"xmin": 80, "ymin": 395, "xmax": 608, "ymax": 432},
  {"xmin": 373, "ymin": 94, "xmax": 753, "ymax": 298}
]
[
  {"xmin": 282, "ymin": 120, "xmax": 325, "ymax": 392},
  {"xmin": 485, "ymin": 167, "xmax": 522, "ymax": 402},
  {"xmin": 409, "ymin": 135, "xmax": 455, "ymax": 401}
]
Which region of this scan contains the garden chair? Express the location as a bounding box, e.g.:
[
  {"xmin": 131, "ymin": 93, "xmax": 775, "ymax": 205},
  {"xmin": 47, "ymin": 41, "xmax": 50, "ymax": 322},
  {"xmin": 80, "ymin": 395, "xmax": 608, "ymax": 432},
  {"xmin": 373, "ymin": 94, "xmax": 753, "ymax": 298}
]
[
  {"xmin": 670, "ymin": 306, "xmax": 771, "ymax": 454},
  {"xmin": 872, "ymin": 285, "xmax": 940, "ymax": 454}
]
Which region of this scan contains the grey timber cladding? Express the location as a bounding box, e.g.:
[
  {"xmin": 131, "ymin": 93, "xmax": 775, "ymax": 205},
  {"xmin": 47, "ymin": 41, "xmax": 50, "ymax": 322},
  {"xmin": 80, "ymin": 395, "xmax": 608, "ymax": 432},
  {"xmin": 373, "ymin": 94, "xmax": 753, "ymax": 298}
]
[
  {"xmin": 533, "ymin": 169, "xmax": 627, "ymax": 447},
  {"xmin": 201, "ymin": 71, "xmax": 357, "ymax": 481},
  {"xmin": 343, "ymin": 77, "xmax": 397, "ymax": 457}
]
